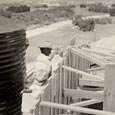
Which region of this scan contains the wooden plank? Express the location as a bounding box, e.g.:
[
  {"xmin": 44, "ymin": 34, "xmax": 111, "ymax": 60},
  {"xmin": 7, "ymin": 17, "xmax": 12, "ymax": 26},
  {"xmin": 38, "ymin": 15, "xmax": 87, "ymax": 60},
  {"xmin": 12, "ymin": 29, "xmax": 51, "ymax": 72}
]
[
  {"xmin": 82, "ymin": 48, "xmax": 115, "ymax": 58},
  {"xmin": 75, "ymin": 54, "xmax": 79, "ymax": 89},
  {"xmin": 55, "ymin": 74, "xmax": 58, "ymax": 115},
  {"xmin": 63, "ymin": 65, "xmax": 104, "ymax": 81},
  {"xmin": 59, "ymin": 63, "xmax": 63, "ymax": 115},
  {"xmin": 79, "ymin": 79, "xmax": 104, "ymax": 87},
  {"xmin": 39, "ymin": 105, "xmax": 44, "ymax": 115},
  {"xmin": 103, "ymin": 64, "xmax": 115, "ymax": 112},
  {"xmin": 88, "ymin": 44, "xmax": 115, "ymax": 52},
  {"xmin": 71, "ymin": 48, "xmax": 106, "ymax": 67},
  {"xmin": 71, "ymin": 53, "xmax": 76, "ymax": 89},
  {"xmin": 64, "ymin": 88, "xmax": 104, "ymax": 100},
  {"xmin": 68, "ymin": 48, "xmax": 72, "ymax": 104},
  {"xmin": 63, "ymin": 57, "xmax": 68, "ymax": 105},
  {"xmin": 40, "ymin": 83, "xmax": 51, "ymax": 115},
  {"xmin": 70, "ymin": 99, "xmax": 102, "ymax": 107},
  {"xmin": 51, "ymin": 76, "xmax": 54, "ymax": 115},
  {"xmin": 78, "ymin": 55, "xmax": 82, "ymax": 78},
  {"xmin": 68, "ymin": 48, "xmax": 71, "ymax": 90},
  {"xmin": 40, "ymin": 101, "xmax": 115, "ymax": 115}
]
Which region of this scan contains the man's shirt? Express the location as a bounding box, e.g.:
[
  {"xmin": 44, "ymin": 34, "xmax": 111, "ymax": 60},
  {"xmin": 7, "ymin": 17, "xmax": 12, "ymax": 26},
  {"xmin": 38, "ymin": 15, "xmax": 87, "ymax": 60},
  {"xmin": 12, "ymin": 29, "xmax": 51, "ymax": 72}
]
[{"xmin": 34, "ymin": 54, "xmax": 51, "ymax": 82}]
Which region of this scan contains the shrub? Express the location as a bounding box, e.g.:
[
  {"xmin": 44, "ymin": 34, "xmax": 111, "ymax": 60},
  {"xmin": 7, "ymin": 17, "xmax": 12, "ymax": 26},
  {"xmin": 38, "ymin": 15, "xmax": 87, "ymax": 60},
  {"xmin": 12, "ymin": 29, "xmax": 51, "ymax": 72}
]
[
  {"xmin": 0, "ymin": 9, "xmax": 12, "ymax": 18},
  {"xmin": 111, "ymin": 4, "xmax": 115, "ymax": 8},
  {"xmin": 88, "ymin": 3, "xmax": 109, "ymax": 13},
  {"xmin": 72, "ymin": 14, "xmax": 82, "ymax": 25},
  {"xmin": 95, "ymin": 17, "xmax": 112, "ymax": 24},
  {"xmin": 6, "ymin": 5, "xmax": 30, "ymax": 13},
  {"xmin": 76, "ymin": 18, "xmax": 95, "ymax": 31},
  {"xmin": 80, "ymin": 4, "xmax": 87, "ymax": 8},
  {"xmin": 109, "ymin": 7, "xmax": 115, "ymax": 16},
  {"xmin": 68, "ymin": 4, "xmax": 76, "ymax": 8},
  {"xmin": 72, "ymin": 14, "xmax": 95, "ymax": 31}
]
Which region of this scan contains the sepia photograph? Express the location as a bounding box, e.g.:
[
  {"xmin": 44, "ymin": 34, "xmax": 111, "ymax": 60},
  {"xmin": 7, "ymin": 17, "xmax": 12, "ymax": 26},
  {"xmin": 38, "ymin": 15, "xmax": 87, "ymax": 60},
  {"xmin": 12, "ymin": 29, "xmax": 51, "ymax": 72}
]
[{"xmin": 0, "ymin": 0, "xmax": 115, "ymax": 115}]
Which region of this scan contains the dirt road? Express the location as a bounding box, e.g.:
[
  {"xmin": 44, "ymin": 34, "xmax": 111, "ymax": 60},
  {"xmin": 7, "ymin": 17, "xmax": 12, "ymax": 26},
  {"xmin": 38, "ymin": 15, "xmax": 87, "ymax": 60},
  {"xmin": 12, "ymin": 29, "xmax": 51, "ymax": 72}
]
[{"xmin": 26, "ymin": 20, "xmax": 71, "ymax": 38}]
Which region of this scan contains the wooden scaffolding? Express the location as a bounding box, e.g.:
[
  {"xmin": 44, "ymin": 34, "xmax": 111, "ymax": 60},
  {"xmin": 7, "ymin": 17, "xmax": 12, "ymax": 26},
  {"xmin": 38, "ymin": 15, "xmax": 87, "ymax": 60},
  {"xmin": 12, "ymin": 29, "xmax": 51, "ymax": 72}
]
[{"xmin": 29, "ymin": 40, "xmax": 115, "ymax": 115}]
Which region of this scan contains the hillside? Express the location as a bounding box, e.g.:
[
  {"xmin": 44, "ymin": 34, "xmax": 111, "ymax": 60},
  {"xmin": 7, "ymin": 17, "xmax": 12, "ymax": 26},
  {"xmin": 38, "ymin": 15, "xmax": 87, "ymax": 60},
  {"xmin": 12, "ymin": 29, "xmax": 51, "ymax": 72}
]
[{"xmin": 0, "ymin": 0, "xmax": 115, "ymax": 5}]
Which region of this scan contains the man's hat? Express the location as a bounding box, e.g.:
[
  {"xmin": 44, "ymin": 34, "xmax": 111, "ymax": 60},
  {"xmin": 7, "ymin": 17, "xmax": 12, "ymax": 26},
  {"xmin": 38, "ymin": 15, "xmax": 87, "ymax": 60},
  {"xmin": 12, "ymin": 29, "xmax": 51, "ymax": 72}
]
[{"xmin": 38, "ymin": 41, "xmax": 52, "ymax": 49}]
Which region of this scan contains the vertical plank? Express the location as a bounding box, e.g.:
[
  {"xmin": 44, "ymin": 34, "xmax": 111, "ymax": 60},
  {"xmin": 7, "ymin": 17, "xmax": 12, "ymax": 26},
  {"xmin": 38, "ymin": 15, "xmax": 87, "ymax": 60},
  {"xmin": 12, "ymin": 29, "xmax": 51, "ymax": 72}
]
[
  {"xmin": 75, "ymin": 54, "xmax": 79, "ymax": 89},
  {"xmin": 103, "ymin": 64, "xmax": 115, "ymax": 112},
  {"xmin": 49, "ymin": 78, "xmax": 52, "ymax": 115},
  {"xmin": 38, "ymin": 105, "xmax": 44, "ymax": 115},
  {"xmin": 53, "ymin": 75, "xmax": 56, "ymax": 115},
  {"xmin": 71, "ymin": 52, "xmax": 74, "ymax": 89},
  {"xmin": 72, "ymin": 52, "xmax": 75, "ymax": 89},
  {"xmin": 59, "ymin": 63, "xmax": 63, "ymax": 115},
  {"xmin": 68, "ymin": 48, "xmax": 72, "ymax": 104},
  {"xmin": 55, "ymin": 73, "xmax": 59, "ymax": 115},
  {"xmin": 64, "ymin": 57, "xmax": 67, "ymax": 105},
  {"xmin": 40, "ymin": 83, "xmax": 50, "ymax": 115},
  {"xmin": 63, "ymin": 50, "xmax": 69, "ymax": 114},
  {"xmin": 73, "ymin": 50, "xmax": 82, "ymax": 115},
  {"xmin": 51, "ymin": 76, "xmax": 54, "ymax": 115}
]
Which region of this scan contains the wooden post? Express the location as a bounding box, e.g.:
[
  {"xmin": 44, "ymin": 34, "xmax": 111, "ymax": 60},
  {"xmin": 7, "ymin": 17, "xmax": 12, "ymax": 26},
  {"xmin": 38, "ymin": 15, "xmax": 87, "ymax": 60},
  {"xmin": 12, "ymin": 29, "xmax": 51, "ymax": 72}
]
[{"xmin": 103, "ymin": 64, "xmax": 115, "ymax": 112}]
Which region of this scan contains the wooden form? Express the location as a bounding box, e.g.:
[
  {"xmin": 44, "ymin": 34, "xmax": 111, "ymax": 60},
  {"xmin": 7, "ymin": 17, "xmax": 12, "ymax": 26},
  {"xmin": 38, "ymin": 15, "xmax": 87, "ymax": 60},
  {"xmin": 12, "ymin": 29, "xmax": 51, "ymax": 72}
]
[
  {"xmin": 82, "ymin": 48, "xmax": 115, "ymax": 58},
  {"xmin": 70, "ymin": 99, "xmax": 102, "ymax": 106},
  {"xmin": 63, "ymin": 65, "xmax": 104, "ymax": 80},
  {"xmin": 79, "ymin": 79, "xmax": 104, "ymax": 87},
  {"xmin": 88, "ymin": 44, "xmax": 115, "ymax": 52},
  {"xmin": 37, "ymin": 46, "xmax": 115, "ymax": 115},
  {"xmin": 39, "ymin": 101, "xmax": 115, "ymax": 115},
  {"xmin": 38, "ymin": 63, "xmax": 63, "ymax": 115},
  {"xmin": 71, "ymin": 48, "xmax": 106, "ymax": 67},
  {"xmin": 64, "ymin": 88, "xmax": 104, "ymax": 100}
]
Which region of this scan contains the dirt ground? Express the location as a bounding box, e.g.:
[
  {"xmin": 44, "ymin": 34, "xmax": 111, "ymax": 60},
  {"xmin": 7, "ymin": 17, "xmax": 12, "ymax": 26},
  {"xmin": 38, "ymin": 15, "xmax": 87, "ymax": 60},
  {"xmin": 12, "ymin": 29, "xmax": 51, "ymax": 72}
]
[{"xmin": 25, "ymin": 21, "xmax": 115, "ymax": 64}]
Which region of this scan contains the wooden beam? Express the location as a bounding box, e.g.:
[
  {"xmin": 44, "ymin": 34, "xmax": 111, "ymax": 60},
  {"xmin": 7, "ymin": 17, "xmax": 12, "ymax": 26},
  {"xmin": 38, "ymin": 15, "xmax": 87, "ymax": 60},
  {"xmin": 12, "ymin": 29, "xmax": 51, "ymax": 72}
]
[
  {"xmin": 63, "ymin": 65, "xmax": 104, "ymax": 81},
  {"xmin": 82, "ymin": 48, "xmax": 115, "ymax": 58},
  {"xmin": 40, "ymin": 101, "xmax": 115, "ymax": 115},
  {"xmin": 70, "ymin": 99, "xmax": 102, "ymax": 107},
  {"xmin": 79, "ymin": 79, "xmax": 104, "ymax": 87},
  {"xmin": 64, "ymin": 88, "xmax": 104, "ymax": 100},
  {"xmin": 103, "ymin": 64, "xmax": 115, "ymax": 112},
  {"xmin": 71, "ymin": 48, "xmax": 106, "ymax": 67},
  {"xmin": 88, "ymin": 44, "xmax": 115, "ymax": 52}
]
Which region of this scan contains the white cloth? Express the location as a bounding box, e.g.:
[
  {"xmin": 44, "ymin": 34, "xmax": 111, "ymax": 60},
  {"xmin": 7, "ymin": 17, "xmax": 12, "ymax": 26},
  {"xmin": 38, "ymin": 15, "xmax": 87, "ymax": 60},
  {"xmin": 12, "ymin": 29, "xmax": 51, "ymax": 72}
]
[
  {"xmin": 51, "ymin": 55, "xmax": 63, "ymax": 73},
  {"xmin": 34, "ymin": 54, "xmax": 51, "ymax": 81}
]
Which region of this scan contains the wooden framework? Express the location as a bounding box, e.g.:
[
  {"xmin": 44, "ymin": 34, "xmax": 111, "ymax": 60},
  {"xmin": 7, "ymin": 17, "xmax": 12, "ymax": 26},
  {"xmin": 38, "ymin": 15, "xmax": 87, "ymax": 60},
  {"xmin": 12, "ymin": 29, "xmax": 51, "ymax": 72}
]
[{"xmin": 30, "ymin": 43, "xmax": 115, "ymax": 115}]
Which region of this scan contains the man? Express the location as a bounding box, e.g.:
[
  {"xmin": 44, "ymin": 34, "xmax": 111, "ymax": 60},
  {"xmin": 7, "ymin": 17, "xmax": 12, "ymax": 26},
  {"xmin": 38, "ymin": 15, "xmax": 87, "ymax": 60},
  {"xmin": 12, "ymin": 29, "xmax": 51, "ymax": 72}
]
[
  {"xmin": 34, "ymin": 41, "xmax": 52, "ymax": 86},
  {"xmin": 28, "ymin": 41, "xmax": 52, "ymax": 98}
]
